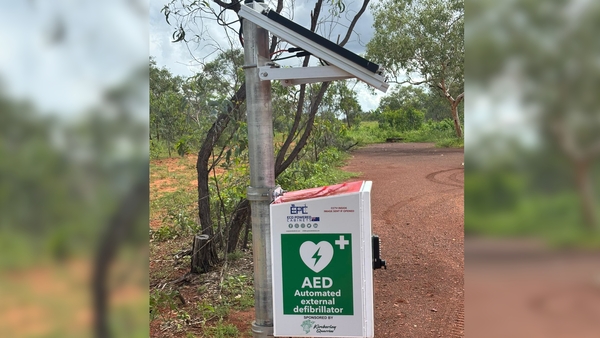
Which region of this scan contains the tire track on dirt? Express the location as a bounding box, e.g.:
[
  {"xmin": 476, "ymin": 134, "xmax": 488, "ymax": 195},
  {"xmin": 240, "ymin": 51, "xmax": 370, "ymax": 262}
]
[
  {"xmin": 449, "ymin": 171, "xmax": 464, "ymax": 184},
  {"xmin": 425, "ymin": 168, "xmax": 464, "ymax": 188},
  {"xmin": 451, "ymin": 307, "xmax": 465, "ymax": 337},
  {"xmin": 381, "ymin": 188, "xmax": 461, "ymax": 226}
]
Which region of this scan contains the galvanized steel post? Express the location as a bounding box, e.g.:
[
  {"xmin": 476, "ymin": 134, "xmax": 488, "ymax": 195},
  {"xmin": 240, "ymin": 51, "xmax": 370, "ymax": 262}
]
[{"xmin": 243, "ymin": 0, "xmax": 275, "ymax": 337}]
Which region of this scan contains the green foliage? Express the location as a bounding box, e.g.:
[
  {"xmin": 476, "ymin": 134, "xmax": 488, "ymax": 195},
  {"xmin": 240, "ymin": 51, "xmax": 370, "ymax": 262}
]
[
  {"xmin": 322, "ymin": 81, "xmax": 363, "ymax": 128},
  {"xmin": 465, "ymin": 169, "xmax": 600, "ymax": 248},
  {"xmin": 346, "ymin": 119, "xmax": 462, "ymax": 148},
  {"xmin": 400, "ymin": 119, "xmax": 463, "ymax": 147},
  {"xmin": 367, "ymin": 0, "xmax": 464, "ymax": 137},
  {"xmin": 277, "ymin": 148, "xmax": 357, "ymax": 191},
  {"xmin": 308, "ymin": 116, "xmax": 351, "ymax": 161},
  {"xmin": 150, "ymin": 289, "xmax": 181, "ymax": 321},
  {"xmin": 176, "ymin": 136, "xmax": 192, "ymax": 157},
  {"xmin": 367, "ymin": 0, "xmax": 464, "ymax": 94},
  {"xmin": 150, "ymin": 139, "xmax": 168, "ymax": 159},
  {"xmin": 150, "ymin": 58, "xmax": 190, "ymax": 157},
  {"xmin": 375, "ymin": 86, "xmax": 453, "ymax": 122},
  {"xmin": 381, "ymin": 107, "xmax": 425, "ymax": 131},
  {"xmin": 226, "ymin": 250, "xmax": 244, "ymax": 262},
  {"xmin": 345, "ymin": 121, "xmax": 394, "ymax": 144},
  {"xmin": 196, "ymin": 300, "xmax": 230, "ymax": 320},
  {"xmin": 150, "ymin": 50, "xmax": 245, "ymax": 159},
  {"xmin": 151, "ymin": 225, "xmax": 177, "ymax": 242},
  {"xmin": 204, "ymin": 320, "xmax": 239, "ymax": 338},
  {"xmin": 220, "ymin": 274, "xmax": 255, "ymax": 310},
  {"xmin": 435, "ymin": 137, "xmax": 464, "ymax": 148}
]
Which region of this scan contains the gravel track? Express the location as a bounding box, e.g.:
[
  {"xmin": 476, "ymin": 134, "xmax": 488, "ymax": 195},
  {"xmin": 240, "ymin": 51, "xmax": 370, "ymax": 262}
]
[{"xmin": 343, "ymin": 143, "xmax": 464, "ymax": 337}]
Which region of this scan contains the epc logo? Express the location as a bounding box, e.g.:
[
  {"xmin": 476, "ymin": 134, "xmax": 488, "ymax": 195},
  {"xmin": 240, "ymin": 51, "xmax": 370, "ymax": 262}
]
[{"xmin": 290, "ymin": 204, "xmax": 308, "ymax": 215}]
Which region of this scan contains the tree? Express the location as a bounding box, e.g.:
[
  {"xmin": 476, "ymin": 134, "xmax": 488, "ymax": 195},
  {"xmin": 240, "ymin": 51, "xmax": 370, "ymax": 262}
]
[
  {"xmin": 367, "ymin": 0, "xmax": 464, "ymax": 137},
  {"xmin": 149, "ymin": 58, "xmax": 188, "ymax": 157},
  {"xmin": 327, "ymin": 81, "xmax": 362, "ymax": 128},
  {"xmin": 378, "ymin": 86, "xmax": 427, "ymax": 113},
  {"xmin": 469, "ymin": 0, "xmax": 600, "ymax": 231},
  {"xmin": 161, "ymin": 0, "xmax": 374, "ymax": 272}
]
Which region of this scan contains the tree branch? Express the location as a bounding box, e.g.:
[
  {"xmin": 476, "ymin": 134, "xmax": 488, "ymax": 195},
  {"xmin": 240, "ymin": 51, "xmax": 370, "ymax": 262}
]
[
  {"xmin": 455, "ymin": 92, "xmax": 464, "ymax": 105},
  {"xmin": 213, "ymin": 0, "xmax": 241, "ymax": 12},
  {"xmin": 276, "ymin": 82, "xmax": 331, "ymax": 177},
  {"xmin": 339, "ymin": 0, "xmax": 370, "ymax": 47},
  {"xmin": 275, "ymin": 84, "xmax": 306, "ymax": 170}
]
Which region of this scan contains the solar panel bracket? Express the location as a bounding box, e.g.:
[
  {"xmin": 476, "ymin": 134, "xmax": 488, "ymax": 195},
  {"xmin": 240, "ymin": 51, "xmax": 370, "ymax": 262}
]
[
  {"xmin": 258, "ymin": 65, "xmax": 353, "ymax": 86},
  {"xmin": 239, "ymin": 3, "xmax": 389, "ymax": 93}
]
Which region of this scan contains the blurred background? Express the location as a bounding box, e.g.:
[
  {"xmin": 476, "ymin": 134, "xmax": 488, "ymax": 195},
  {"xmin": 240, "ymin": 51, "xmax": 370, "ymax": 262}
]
[
  {"xmin": 466, "ymin": 0, "xmax": 600, "ymax": 336},
  {"xmin": 0, "ymin": 1, "xmax": 149, "ymax": 337}
]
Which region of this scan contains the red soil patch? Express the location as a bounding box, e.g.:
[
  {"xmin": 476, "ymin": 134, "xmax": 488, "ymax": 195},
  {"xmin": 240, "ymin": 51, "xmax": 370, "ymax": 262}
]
[
  {"xmin": 151, "ymin": 178, "xmax": 178, "ymax": 196},
  {"xmin": 150, "ymin": 219, "xmax": 161, "ymax": 230},
  {"xmin": 228, "ymin": 309, "xmax": 254, "ymax": 335}
]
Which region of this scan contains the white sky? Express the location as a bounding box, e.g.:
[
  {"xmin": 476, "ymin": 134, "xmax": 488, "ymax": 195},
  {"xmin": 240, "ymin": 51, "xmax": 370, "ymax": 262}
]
[{"xmin": 0, "ymin": 0, "xmax": 148, "ymax": 117}]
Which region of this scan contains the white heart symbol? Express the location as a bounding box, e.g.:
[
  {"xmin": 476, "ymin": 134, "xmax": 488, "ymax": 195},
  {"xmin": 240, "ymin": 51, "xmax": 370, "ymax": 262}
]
[{"xmin": 299, "ymin": 241, "xmax": 334, "ymax": 273}]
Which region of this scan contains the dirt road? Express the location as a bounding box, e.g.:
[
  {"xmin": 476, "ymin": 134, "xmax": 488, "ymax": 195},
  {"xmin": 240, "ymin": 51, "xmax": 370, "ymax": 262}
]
[{"xmin": 343, "ymin": 143, "xmax": 464, "ymax": 337}]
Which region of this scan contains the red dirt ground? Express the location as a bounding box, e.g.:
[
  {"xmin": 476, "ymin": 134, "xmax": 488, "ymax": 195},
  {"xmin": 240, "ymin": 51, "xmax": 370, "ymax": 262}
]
[
  {"xmin": 465, "ymin": 238, "xmax": 600, "ymax": 338},
  {"xmin": 343, "ymin": 142, "xmax": 464, "ymax": 337}
]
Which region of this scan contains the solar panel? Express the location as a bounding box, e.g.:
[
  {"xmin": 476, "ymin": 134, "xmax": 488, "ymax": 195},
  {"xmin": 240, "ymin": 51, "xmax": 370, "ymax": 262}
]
[{"xmin": 263, "ymin": 9, "xmax": 381, "ymax": 74}]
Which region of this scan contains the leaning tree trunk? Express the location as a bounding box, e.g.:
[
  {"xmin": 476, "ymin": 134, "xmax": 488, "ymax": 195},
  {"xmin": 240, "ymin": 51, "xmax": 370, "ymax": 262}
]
[
  {"xmin": 438, "ymin": 79, "xmax": 464, "ymax": 139},
  {"xmin": 93, "ymin": 172, "xmax": 148, "ymax": 338},
  {"xmin": 191, "ymin": 83, "xmax": 246, "ymax": 274},
  {"xmin": 226, "ymin": 199, "xmax": 251, "ymax": 253},
  {"xmin": 450, "ymin": 102, "xmax": 463, "ymax": 139}
]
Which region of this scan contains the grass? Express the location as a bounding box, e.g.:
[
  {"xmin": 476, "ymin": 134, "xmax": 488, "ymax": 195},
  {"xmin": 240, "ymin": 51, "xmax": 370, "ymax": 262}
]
[
  {"xmin": 466, "ymin": 188, "xmax": 600, "ymax": 249},
  {"xmin": 347, "ymin": 120, "xmax": 463, "ymax": 148},
  {"xmin": 203, "ymin": 320, "xmax": 240, "ymax": 337}
]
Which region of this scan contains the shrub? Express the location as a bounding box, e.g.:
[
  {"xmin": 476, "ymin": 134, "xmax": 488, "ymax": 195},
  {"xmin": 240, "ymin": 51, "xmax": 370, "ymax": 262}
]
[{"xmin": 381, "ymin": 107, "xmax": 425, "ymax": 131}]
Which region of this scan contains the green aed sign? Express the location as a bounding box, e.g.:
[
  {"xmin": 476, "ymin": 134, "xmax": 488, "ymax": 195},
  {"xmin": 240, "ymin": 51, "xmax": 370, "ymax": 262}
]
[
  {"xmin": 271, "ymin": 181, "xmax": 374, "ymax": 337},
  {"xmin": 281, "ymin": 233, "xmax": 353, "ymax": 315}
]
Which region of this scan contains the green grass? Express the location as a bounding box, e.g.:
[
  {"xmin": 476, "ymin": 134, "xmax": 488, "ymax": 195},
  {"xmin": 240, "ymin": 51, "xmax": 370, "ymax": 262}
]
[
  {"xmin": 347, "ymin": 120, "xmax": 463, "ymax": 148},
  {"xmin": 203, "ymin": 320, "xmax": 240, "ymax": 337},
  {"xmin": 466, "ymin": 191, "xmax": 600, "ymax": 249},
  {"xmin": 220, "ymin": 274, "xmax": 255, "ymax": 310}
]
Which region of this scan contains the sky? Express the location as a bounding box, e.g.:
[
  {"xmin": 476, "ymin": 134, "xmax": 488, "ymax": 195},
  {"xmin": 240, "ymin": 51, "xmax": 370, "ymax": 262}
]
[
  {"xmin": 149, "ymin": 0, "xmax": 388, "ymax": 112},
  {"xmin": 0, "ymin": 0, "xmax": 148, "ymax": 117}
]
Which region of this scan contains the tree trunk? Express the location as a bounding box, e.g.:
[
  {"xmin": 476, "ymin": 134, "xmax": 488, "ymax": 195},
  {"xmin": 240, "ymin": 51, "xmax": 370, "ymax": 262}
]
[
  {"xmin": 93, "ymin": 174, "xmax": 147, "ymax": 338},
  {"xmin": 191, "ymin": 83, "xmax": 246, "ymax": 274},
  {"xmin": 226, "ymin": 199, "xmax": 250, "ymax": 253},
  {"xmin": 450, "ymin": 102, "xmax": 463, "ymax": 139},
  {"xmin": 438, "ymin": 82, "xmax": 463, "ymax": 139},
  {"xmin": 242, "ymin": 212, "xmax": 251, "ymax": 250},
  {"xmin": 574, "ymin": 160, "xmax": 598, "ymax": 230}
]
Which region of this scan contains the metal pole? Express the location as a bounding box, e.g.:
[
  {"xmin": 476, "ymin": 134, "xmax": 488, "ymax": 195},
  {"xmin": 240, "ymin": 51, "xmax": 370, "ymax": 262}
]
[{"xmin": 243, "ymin": 1, "xmax": 274, "ymax": 337}]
